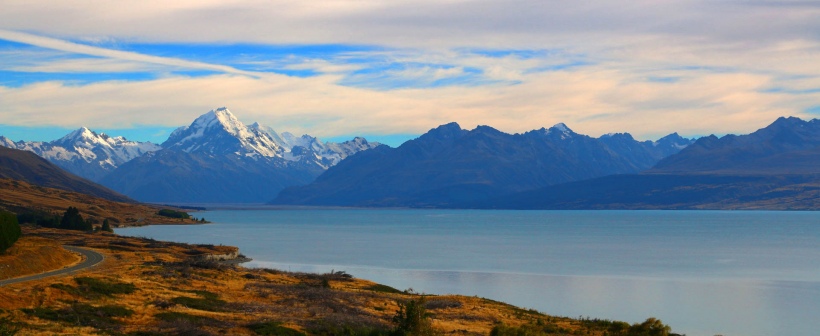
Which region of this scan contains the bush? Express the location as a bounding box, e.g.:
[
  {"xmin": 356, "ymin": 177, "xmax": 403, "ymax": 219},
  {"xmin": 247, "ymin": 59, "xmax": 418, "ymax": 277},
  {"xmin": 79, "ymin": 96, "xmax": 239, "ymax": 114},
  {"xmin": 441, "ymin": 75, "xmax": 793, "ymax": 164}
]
[
  {"xmin": 157, "ymin": 209, "xmax": 191, "ymax": 219},
  {"xmin": 170, "ymin": 291, "xmax": 226, "ymax": 312},
  {"xmin": 247, "ymin": 321, "xmax": 306, "ymax": 336},
  {"xmin": 22, "ymin": 303, "xmax": 133, "ymax": 330},
  {"xmin": 392, "ymin": 298, "xmax": 437, "ymax": 336},
  {"xmin": 0, "ymin": 317, "xmax": 21, "ymax": 336},
  {"xmin": 366, "ymin": 284, "xmax": 403, "ymax": 294},
  {"xmin": 51, "ymin": 277, "xmax": 137, "ymax": 299},
  {"xmin": 0, "ymin": 211, "xmax": 22, "ymax": 253}
]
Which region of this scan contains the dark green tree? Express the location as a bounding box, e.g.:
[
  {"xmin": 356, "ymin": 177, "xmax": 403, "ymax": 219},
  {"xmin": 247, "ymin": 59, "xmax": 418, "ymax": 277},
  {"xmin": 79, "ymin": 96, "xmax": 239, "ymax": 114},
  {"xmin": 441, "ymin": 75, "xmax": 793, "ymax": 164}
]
[
  {"xmin": 1, "ymin": 210, "xmax": 22, "ymax": 253},
  {"xmin": 101, "ymin": 219, "xmax": 113, "ymax": 232},
  {"xmin": 60, "ymin": 207, "xmax": 92, "ymax": 231}
]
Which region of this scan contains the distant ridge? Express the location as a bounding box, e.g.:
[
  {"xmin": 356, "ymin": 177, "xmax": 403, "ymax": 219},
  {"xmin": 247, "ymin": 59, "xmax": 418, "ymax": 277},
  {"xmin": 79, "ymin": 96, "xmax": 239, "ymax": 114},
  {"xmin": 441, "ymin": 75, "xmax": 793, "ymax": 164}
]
[
  {"xmin": 272, "ymin": 122, "xmax": 693, "ymax": 207},
  {"xmin": 483, "ymin": 116, "xmax": 820, "ymax": 210},
  {"xmin": 0, "ymin": 146, "xmax": 133, "ymax": 203}
]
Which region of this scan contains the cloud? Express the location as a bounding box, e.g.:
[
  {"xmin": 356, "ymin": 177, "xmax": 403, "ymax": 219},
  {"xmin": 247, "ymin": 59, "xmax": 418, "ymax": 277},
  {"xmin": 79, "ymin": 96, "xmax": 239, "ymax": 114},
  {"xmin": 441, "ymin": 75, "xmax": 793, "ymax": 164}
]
[
  {"xmin": 1, "ymin": 60, "xmax": 818, "ymax": 141},
  {"xmin": 0, "ymin": 1, "xmax": 819, "ymax": 141},
  {"xmin": 0, "ymin": 29, "xmax": 262, "ymax": 77}
]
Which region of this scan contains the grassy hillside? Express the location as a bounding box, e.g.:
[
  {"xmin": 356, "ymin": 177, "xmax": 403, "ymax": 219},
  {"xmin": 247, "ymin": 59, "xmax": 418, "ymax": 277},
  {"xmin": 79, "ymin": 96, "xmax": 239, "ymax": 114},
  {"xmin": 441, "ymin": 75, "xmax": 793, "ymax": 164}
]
[
  {"xmin": 0, "ymin": 146, "xmax": 132, "ymax": 203},
  {"xmin": 0, "ymin": 178, "xmax": 203, "ymax": 228}
]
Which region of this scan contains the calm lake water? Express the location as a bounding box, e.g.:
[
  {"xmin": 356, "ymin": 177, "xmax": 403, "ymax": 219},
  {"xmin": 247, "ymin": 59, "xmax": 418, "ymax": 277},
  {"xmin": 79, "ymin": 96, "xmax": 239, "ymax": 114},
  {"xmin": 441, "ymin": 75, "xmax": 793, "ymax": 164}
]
[{"xmin": 117, "ymin": 210, "xmax": 820, "ymax": 336}]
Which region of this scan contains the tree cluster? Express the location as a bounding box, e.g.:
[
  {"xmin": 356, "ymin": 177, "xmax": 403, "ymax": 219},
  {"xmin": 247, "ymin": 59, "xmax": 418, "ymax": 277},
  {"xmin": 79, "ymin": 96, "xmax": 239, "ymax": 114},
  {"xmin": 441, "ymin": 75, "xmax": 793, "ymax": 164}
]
[
  {"xmin": 0, "ymin": 210, "xmax": 22, "ymax": 253},
  {"xmin": 59, "ymin": 207, "xmax": 93, "ymax": 231}
]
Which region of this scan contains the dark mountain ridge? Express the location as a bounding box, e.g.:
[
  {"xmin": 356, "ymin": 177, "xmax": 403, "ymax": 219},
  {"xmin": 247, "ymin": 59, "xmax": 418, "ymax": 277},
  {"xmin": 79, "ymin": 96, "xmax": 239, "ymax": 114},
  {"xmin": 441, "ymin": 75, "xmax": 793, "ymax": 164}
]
[
  {"xmin": 272, "ymin": 122, "xmax": 693, "ymax": 207},
  {"xmin": 484, "ymin": 116, "xmax": 820, "ymax": 210}
]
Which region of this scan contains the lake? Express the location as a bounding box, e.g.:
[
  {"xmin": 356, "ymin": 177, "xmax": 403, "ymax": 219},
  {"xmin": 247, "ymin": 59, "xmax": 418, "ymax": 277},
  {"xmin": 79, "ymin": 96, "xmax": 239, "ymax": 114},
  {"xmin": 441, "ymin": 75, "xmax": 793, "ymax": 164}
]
[{"xmin": 116, "ymin": 209, "xmax": 820, "ymax": 336}]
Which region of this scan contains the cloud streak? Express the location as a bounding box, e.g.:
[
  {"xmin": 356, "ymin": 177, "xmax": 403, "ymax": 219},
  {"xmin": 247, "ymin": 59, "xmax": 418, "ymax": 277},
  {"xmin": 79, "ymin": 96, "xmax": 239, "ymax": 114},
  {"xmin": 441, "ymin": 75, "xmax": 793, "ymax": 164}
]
[{"xmin": 0, "ymin": 29, "xmax": 262, "ymax": 77}]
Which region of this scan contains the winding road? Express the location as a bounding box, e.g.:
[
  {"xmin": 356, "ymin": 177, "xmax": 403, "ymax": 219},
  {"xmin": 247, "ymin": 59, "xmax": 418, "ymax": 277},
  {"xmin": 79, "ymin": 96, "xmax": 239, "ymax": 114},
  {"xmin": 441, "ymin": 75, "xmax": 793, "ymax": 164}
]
[{"xmin": 0, "ymin": 246, "xmax": 104, "ymax": 286}]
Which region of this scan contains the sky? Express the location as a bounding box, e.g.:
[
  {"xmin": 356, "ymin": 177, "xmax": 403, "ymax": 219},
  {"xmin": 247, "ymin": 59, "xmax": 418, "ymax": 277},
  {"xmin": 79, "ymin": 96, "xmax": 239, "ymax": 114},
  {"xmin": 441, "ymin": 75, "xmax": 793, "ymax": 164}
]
[{"xmin": 1, "ymin": 0, "xmax": 819, "ymax": 147}]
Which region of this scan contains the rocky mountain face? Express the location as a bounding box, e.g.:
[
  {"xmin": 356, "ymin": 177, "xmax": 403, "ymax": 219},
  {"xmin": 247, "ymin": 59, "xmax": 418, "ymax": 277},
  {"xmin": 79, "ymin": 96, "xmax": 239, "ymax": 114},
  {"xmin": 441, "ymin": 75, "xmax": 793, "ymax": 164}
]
[
  {"xmin": 0, "ymin": 129, "xmax": 160, "ymax": 181},
  {"xmin": 99, "ymin": 108, "xmax": 380, "ymax": 203},
  {"xmin": 272, "ymin": 122, "xmax": 694, "ymax": 207}
]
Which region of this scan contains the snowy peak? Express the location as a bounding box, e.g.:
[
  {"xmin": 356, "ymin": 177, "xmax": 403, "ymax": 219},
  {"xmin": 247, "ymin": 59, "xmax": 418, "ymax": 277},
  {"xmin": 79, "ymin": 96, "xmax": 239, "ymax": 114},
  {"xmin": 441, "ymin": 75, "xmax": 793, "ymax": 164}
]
[
  {"xmin": 551, "ymin": 122, "xmax": 571, "ymax": 133},
  {"xmin": 0, "ymin": 127, "xmax": 160, "ymax": 181},
  {"xmin": 162, "ymin": 107, "xmax": 284, "ymax": 158}
]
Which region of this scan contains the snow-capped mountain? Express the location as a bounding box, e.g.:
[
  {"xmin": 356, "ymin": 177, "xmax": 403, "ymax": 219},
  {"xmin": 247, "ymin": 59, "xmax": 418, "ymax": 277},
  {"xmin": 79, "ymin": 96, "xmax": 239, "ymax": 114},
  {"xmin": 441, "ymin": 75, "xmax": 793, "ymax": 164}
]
[
  {"xmin": 0, "ymin": 128, "xmax": 160, "ymax": 181},
  {"xmin": 97, "ymin": 107, "xmax": 382, "ymax": 203},
  {"xmin": 162, "ymin": 107, "xmax": 380, "ymax": 169}
]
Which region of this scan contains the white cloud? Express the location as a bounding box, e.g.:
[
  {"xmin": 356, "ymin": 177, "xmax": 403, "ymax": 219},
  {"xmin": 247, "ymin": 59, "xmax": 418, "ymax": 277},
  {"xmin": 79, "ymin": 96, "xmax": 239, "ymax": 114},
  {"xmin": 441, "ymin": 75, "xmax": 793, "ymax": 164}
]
[{"xmin": 0, "ymin": 0, "xmax": 819, "ymax": 139}]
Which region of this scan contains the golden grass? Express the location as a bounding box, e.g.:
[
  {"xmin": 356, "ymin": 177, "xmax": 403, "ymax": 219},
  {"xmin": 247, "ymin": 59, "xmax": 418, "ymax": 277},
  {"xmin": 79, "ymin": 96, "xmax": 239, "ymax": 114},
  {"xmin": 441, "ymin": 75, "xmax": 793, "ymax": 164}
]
[
  {"xmin": 0, "ymin": 236, "xmax": 80, "ymax": 280},
  {"xmin": 0, "ymin": 227, "xmax": 630, "ymax": 336}
]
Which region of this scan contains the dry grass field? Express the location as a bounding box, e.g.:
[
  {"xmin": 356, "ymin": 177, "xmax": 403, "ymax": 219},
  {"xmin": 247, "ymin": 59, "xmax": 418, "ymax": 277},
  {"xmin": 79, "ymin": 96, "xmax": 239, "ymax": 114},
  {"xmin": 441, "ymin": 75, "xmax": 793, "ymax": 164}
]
[{"xmin": 0, "ymin": 226, "xmax": 651, "ymax": 336}]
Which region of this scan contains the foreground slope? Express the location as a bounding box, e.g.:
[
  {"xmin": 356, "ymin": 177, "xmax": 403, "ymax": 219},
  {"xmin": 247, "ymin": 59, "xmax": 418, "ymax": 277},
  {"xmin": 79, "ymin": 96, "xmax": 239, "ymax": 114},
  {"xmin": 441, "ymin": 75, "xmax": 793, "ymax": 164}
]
[
  {"xmin": 486, "ymin": 116, "xmax": 820, "ymax": 210},
  {"xmin": 273, "ymin": 122, "xmax": 692, "ymax": 207},
  {"xmin": 0, "ymin": 146, "xmax": 132, "ymax": 203},
  {"xmin": 0, "ymin": 226, "xmax": 678, "ymax": 336}
]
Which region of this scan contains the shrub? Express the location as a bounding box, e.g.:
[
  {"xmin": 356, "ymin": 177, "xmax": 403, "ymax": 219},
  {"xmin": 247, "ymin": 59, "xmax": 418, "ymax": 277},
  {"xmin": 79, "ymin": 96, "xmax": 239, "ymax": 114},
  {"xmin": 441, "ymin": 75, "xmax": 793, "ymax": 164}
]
[
  {"xmin": 366, "ymin": 284, "xmax": 403, "ymax": 294},
  {"xmin": 0, "ymin": 211, "xmax": 22, "ymax": 253},
  {"xmin": 392, "ymin": 298, "xmax": 437, "ymax": 336},
  {"xmin": 154, "ymin": 312, "xmax": 217, "ymax": 324},
  {"xmin": 22, "ymin": 303, "xmax": 132, "ymax": 330},
  {"xmin": 157, "ymin": 209, "xmax": 191, "ymax": 219},
  {"xmin": 51, "ymin": 277, "xmax": 137, "ymax": 299},
  {"xmin": 170, "ymin": 291, "xmax": 226, "ymax": 312},
  {"xmin": 247, "ymin": 321, "xmax": 306, "ymax": 336},
  {"xmin": 0, "ymin": 317, "xmax": 21, "ymax": 336},
  {"xmin": 74, "ymin": 277, "xmax": 137, "ymax": 297}
]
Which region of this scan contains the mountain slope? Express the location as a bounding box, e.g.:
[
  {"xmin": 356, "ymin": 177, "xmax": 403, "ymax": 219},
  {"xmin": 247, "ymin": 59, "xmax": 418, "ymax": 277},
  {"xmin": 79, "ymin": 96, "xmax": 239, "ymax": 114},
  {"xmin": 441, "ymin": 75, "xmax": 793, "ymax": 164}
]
[
  {"xmin": 474, "ymin": 173, "xmax": 820, "ymax": 210},
  {"xmin": 0, "ymin": 128, "xmax": 160, "ymax": 181},
  {"xmin": 272, "ymin": 122, "xmax": 693, "ymax": 207},
  {"xmin": 0, "ymin": 146, "xmax": 132, "ymax": 203},
  {"xmin": 650, "ymin": 116, "xmax": 820, "ymax": 174}
]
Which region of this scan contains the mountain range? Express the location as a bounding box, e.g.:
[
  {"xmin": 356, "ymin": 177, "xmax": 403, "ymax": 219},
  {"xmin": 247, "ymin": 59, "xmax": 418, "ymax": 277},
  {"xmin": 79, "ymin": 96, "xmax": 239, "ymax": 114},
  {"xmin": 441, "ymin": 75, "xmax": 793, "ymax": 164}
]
[
  {"xmin": 1, "ymin": 108, "xmax": 380, "ymax": 203},
  {"xmin": 477, "ymin": 117, "xmax": 820, "ymax": 210},
  {"xmin": 272, "ymin": 122, "xmax": 694, "ymax": 207},
  {"xmin": 4, "ymin": 108, "xmax": 819, "ymax": 209}
]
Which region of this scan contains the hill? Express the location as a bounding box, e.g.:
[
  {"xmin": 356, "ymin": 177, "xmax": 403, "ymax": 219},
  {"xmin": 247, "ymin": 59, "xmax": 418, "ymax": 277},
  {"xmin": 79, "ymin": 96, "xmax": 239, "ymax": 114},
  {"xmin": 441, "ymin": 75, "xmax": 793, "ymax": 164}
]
[
  {"xmin": 0, "ymin": 178, "xmax": 201, "ymax": 227},
  {"xmin": 0, "ymin": 146, "xmax": 132, "ymax": 203}
]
